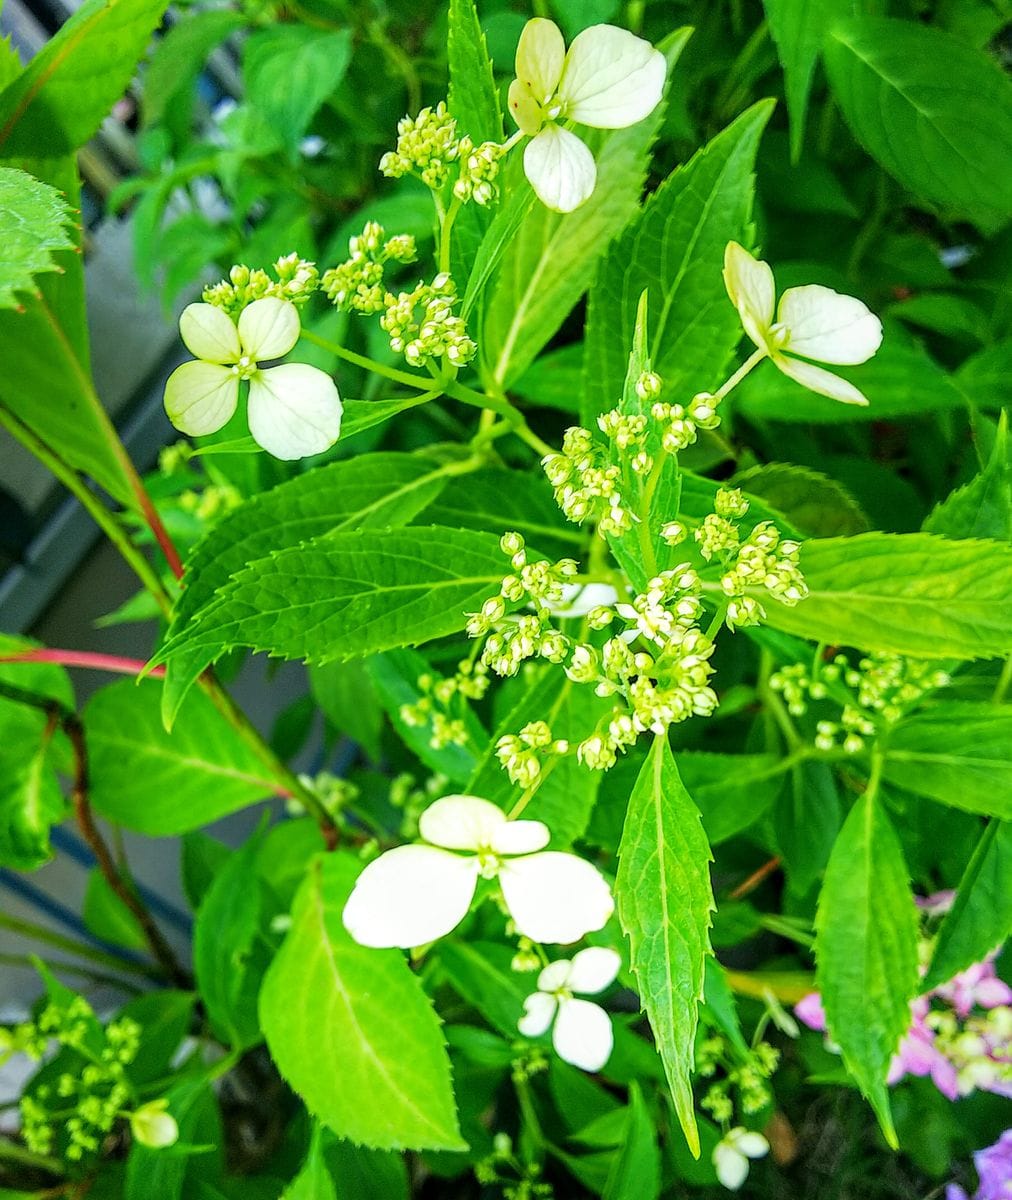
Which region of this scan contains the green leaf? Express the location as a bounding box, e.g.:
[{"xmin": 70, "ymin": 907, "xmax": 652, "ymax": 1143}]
[
  {"xmin": 322, "ymin": 1137, "xmax": 409, "ymax": 1200},
  {"xmin": 921, "ymin": 820, "xmax": 1012, "ymax": 992},
  {"xmin": 180, "ymin": 832, "xmax": 232, "ymax": 912},
  {"xmin": 340, "ymin": 395, "xmax": 437, "ymax": 440},
  {"xmin": 82, "ymin": 868, "xmax": 146, "ymax": 951},
  {"xmin": 142, "ymin": 10, "xmax": 246, "ymax": 131},
  {"xmin": 159, "ymin": 527, "xmax": 508, "ymax": 678},
  {"xmin": 882, "ymin": 702, "xmax": 1012, "ymax": 818},
  {"xmin": 0, "ymin": 733, "xmax": 65, "ymax": 871},
  {"xmin": 732, "ymin": 462, "xmax": 870, "ymax": 538},
  {"xmin": 513, "ymin": 343, "xmax": 584, "ymax": 414},
  {"xmin": 601, "ymin": 1082, "xmax": 661, "ymax": 1200},
  {"xmin": 438, "ymin": 940, "xmax": 528, "ymax": 1038},
  {"xmin": 924, "ymin": 412, "xmax": 1011, "ymax": 542},
  {"xmin": 447, "ymin": 0, "xmax": 503, "ymax": 144},
  {"xmin": 125, "ymin": 1079, "xmax": 221, "ymax": 1200},
  {"xmin": 677, "ymin": 751, "xmax": 783, "ymax": 845},
  {"xmin": 753, "ymin": 532, "xmax": 1012, "ymax": 659},
  {"xmin": 956, "ymin": 339, "xmax": 1012, "ymax": 411},
  {"xmin": 85, "ymin": 678, "xmax": 276, "ymax": 834},
  {"xmin": 243, "ymin": 27, "xmax": 353, "ymax": 150},
  {"xmin": 762, "ymin": 0, "xmax": 849, "ymax": 159},
  {"xmin": 283, "ymin": 1124, "xmax": 337, "ymax": 1200},
  {"xmin": 814, "ymin": 790, "xmax": 919, "ymax": 1147},
  {"xmin": 259, "ymin": 853, "xmax": 465, "ymax": 1151},
  {"xmin": 583, "ymin": 99, "xmax": 773, "ymax": 426},
  {"xmin": 615, "ymin": 736, "xmax": 714, "ymax": 1157},
  {"xmin": 773, "ymin": 760, "xmax": 842, "ymax": 896},
  {"xmin": 310, "ymin": 660, "xmax": 384, "ymax": 763},
  {"xmin": 823, "ymin": 17, "xmax": 1012, "ymax": 219},
  {"xmin": 117, "ymin": 990, "xmax": 196, "ymax": 1088},
  {"xmin": 483, "ymin": 35, "xmax": 689, "ymax": 387},
  {"xmin": 0, "ymin": 166, "xmax": 75, "ymax": 309},
  {"xmin": 0, "ymin": 0, "xmax": 170, "ymax": 157}
]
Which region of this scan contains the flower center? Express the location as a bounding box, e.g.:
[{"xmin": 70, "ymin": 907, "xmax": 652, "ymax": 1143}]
[
  {"xmin": 476, "ymin": 846, "xmax": 501, "ymax": 880},
  {"xmin": 768, "ymin": 322, "xmax": 790, "ymax": 350},
  {"xmin": 232, "ymin": 353, "xmax": 258, "ymax": 380}
]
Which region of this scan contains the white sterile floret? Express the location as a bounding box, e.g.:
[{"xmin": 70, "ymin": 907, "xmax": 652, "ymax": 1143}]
[
  {"xmin": 518, "ymin": 946, "xmax": 621, "ymax": 1072},
  {"xmin": 163, "ymin": 297, "xmax": 342, "ymax": 460},
  {"xmin": 712, "ymin": 1127, "xmax": 770, "ymax": 1191},
  {"xmin": 508, "ymin": 18, "xmax": 666, "ymax": 213},
  {"xmin": 342, "ymin": 795, "xmax": 614, "ymax": 949},
  {"xmin": 722, "ymin": 241, "xmax": 883, "ymax": 406},
  {"xmin": 546, "ymin": 582, "xmax": 619, "ymax": 618}
]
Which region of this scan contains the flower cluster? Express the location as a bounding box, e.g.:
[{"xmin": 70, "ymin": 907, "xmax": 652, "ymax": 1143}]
[
  {"xmin": 342, "ymin": 795, "xmax": 613, "ymax": 949},
  {"xmin": 380, "ymin": 102, "xmax": 504, "ymax": 206},
  {"xmin": 400, "ymin": 659, "xmax": 489, "ymax": 750},
  {"xmin": 517, "ymin": 947, "xmax": 622, "ymax": 1072},
  {"xmin": 543, "ymin": 426, "xmax": 634, "ymax": 535},
  {"xmin": 698, "ymin": 1035, "xmax": 780, "ymax": 1124},
  {"xmin": 380, "ymin": 272, "xmax": 475, "ymax": 368},
  {"xmin": 947, "ymin": 1131, "xmax": 1012, "ymax": 1200},
  {"xmin": 203, "ymin": 253, "xmax": 319, "ymax": 319},
  {"xmin": 496, "ymin": 720, "xmax": 569, "ymax": 789},
  {"xmin": 713, "ymin": 1127, "xmax": 770, "ymax": 1192},
  {"xmin": 453, "ymin": 136, "xmax": 506, "ymax": 206},
  {"xmin": 650, "ymin": 391, "xmax": 723, "ymax": 454},
  {"xmin": 321, "ymin": 220, "xmax": 417, "ymax": 315}
]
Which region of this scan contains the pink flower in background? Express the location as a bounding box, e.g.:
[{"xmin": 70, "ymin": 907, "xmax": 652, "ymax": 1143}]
[{"xmin": 946, "ymin": 1129, "xmax": 1012, "ymax": 1200}]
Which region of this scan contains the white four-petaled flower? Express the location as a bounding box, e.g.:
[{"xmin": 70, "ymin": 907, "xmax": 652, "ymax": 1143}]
[
  {"xmin": 712, "ymin": 1126, "xmax": 769, "ymax": 1191},
  {"xmin": 342, "ymin": 795, "xmax": 614, "ymax": 949},
  {"xmin": 508, "ymin": 19, "xmax": 666, "ymax": 213},
  {"xmin": 517, "ymin": 946, "xmax": 621, "ymax": 1072},
  {"xmin": 723, "ymin": 241, "xmax": 883, "ymax": 406},
  {"xmin": 163, "ymin": 297, "xmax": 342, "ymax": 460}
]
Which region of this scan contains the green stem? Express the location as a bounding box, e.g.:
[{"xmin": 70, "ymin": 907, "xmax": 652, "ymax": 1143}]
[
  {"xmin": 438, "ymin": 195, "xmax": 463, "ymax": 276},
  {"xmin": 715, "ymin": 347, "xmax": 767, "ymax": 401},
  {"xmin": 992, "ymin": 656, "xmax": 1012, "ymax": 704},
  {"xmin": 758, "ymin": 650, "xmax": 802, "ymax": 751},
  {"xmin": 299, "ymin": 330, "xmax": 440, "ymax": 391},
  {"xmin": 864, "ymin": 746, "xmax": 885, "ymax": 804},
  {"xmin": 0, "ymin": 1136, "xmax": 63, "ymax": 1177},
  {"xmin": 0, "ymin": 913, "xmax": 162, "ymax": 981}
]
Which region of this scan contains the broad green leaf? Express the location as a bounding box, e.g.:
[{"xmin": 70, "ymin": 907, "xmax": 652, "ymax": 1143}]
[
  {"xmin": 283, "ymin": 1125, "xmax": 337, "ymax": 1200},
  {"xmin": 752, "ymin": 533, "xmax": 1012, "ymax": 659},
  {"xmin": 883, "ymin": 702, "xmax": 1012, "ymax": 818},
  {"xmin": 0, "ymin": 166, "xmax": 74, "ymax": 308},
  {"xmin": 366, "ymin": 649, "xmax": 487, "ymax": 783},
  {"xmin": 814, "ymin": 791, "xmax": 919, "ymax": 1147},
  {"xmin": 701, "ymin": 958, "xmax": 750, "ymax": 1058},
  {"xmin": 116, "ymin": 990, "xmax": 196, "ymax": 1088},
  {"xmin": 601, "ymin": 1082, "xmax": 661, "ymax": 1200},
  {"xmin": 484, "ymin": 34, "xmax": 689, "ymax": 388},
  {"xmin": 773, "ymin": 760, "xmax": 842, "ymax": 896},
  {"xmin": 180, "ymin": 831, "xmax": 232, "ymax": 912},
  {"xmin": 460, "ymin": 183, "xmax": 535, "ymax": 319},
  {"xmin": 158, "ymin": 527, "xmax": 508, "ymax": 677},
  {"xmin": 340, "ymin": 394, "xmax": 437, "ymax": 440},
  {"xmin": 677, "ymin": 751, "xmax": 783, "ymax": 845},
  {"xmin": 259, "ymin": 853, "xmax": 465, "ymax": 1151},
  {"xmin": 243, "ymin": 27, "xmax": 353, "ymax": 150},
  {"xmin": 583, "ymin": 99, "xmax": 773, "ymax": 426},
  {"xmin": 921, "ymin": 820, "xmax": 1012, "ymax": 992},
  {"xmin": 956, "ymin": 339, "xmax": 1012, "ymax": 411},
  {"xmin": 438, "ymin": 940, "xmax": 527, "ymax": 1038},
  {"xmin": 143, "ymin": 10, "xmax": 245, "ymax": 131},
  {"xmin": 616, "ymin": 736, "xmax": 714, "ymax": 1156},
  {"xmin": 82, "ymin": 868, "xmax": 146, "ymax": 951},
  {"xmin": 732, "ymin": 462, "xmax": 870, "ymax": 538},
  {"xmin": 0, "ymin": 0, "xmax": 170, "ymax": 157},
  {"xmin": 322, "ymin": 1138, "xmax": 409, "ymax": 1200},
  {"xmin": 447, "ymin": 0, "xmax": 503, "ymax": 144},
  {"xmin": 823, "ymin": 18, "xmax": 1012, "ymax": 219},
  {"xmin": 924, "ymin": 412, "xmax": 1011, "ymax": 542},
  {"xmin": 762, "ymin": 0, "xmax": 849, "ymax": 158},
  {"xmin": 310, "ymin": 660, "xmax": 384, "ymax": 763},
  {"xmin": 86, "ymin": 678, "xmax": 277, "ymax": 834},
  {"xmin": 512, "ymin": 343, "xmax": 583, "ymax": 414}
]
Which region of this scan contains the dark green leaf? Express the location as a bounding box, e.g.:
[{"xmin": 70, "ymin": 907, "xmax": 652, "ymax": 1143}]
[
  {"xmin": 732, "ymin": 462, "xmax": 870, "ymax": 538},
  {"xmin": 601, "ymin": 1082, "xmax": 660, "ymax": 1200},
  {"xmin": 924, "ymin": 412, "xmax": 1011, "ymax": 542},
  {"xmin": 447, "ymin": 0, "xmax": 503, "ymax": 144}
]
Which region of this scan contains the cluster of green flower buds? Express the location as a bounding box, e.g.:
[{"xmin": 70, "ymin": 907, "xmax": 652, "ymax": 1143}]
[
  {"xmin": 699, "ymin": 1037, "xmax": 779, "ymax": 1123},
  {"xmin": 380, "ymin": 272, "xmax": 476, "ymax": 368},
  {"xmin": 453, "ymin": 136, "xmax": 506, "ymax": 206},
  {"xmin": 203, "ymin": 254, "xmax": 319, "ymax": 319},
  {"xmin": 380, "ymin": 101, "xmax": 505, "ymax": 207},
  {"xmin": 650, "ymin": 390, "xmax": 722, "ymax": 453},
  {"xmin": 495, "ymin": 719, "xmax": 569, "ymax": 789},
  {"xmin": 321, "ymin": 221, "xmax": 417, "ymax": 315},
  {"xmin": 399, "ymin": 660, "xmax": 489, "ymax": 750},
  {"xmin": 543, "ymin": 427, "xmax": 633, "ymax": 535}
]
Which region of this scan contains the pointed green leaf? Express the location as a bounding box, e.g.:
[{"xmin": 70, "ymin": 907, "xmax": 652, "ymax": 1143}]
[
  {"xmin": 732, "ymin": 462, "xmax": 870, "ymax": 538},
  {"xmin": 616, "ymin": 736, "xmax": 714, "ymax": 1156},
  {"xmin": 447, "ymin": 0, "xmax": 503, "ymax": 144},
  {"xmin": 602, "ymin": 1082, "xmax": 661, "ymax": 1200},
  {"xmin": 924, "ymin": 412, "xmax": 1011, "ymax": 542},
  {"xmin": 814, "ymin": 791, "xmax": 919, "ymax": 1147},
  {"xmin": 260, "ymin": 854, "xmax": 465, "ymax": 1151}
]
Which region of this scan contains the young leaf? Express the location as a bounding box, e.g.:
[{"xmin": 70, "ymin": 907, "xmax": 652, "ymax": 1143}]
[
  {"xmin": 0, "ymin": 167, "xmax": 75, "ymax": 309},
  {"xmin": 259, "ymin": 854, "xmax": 465, "ymax": 1151},
  {"xmin": 754, "ymin": 533, "xmax": 1012, "ymax": 659},
  {"xmin": 85, "ymin": 679, "xmax": 277, "ymax": 834},
  {"xmin": 814, "ymin": 790, "xmax": 919, "ymax": 1147},
  {"xmin": 616, "ymin": 735, "xmax": 714, "ymax": 1156},
  {"xmin": 447, "ymin": 0, "xmax": 503, "ymax": 144},
  {"xmin": 924, "ymin": 412, "xmax": 1011, "ymax": 542},
  {"xmin": 0, "ymin": 732, "xmax": 65, "ymax": 871},
  {"xmin": 823, "ymin": 18, "xmax": 1012, "ymax": 219},
  {"xmin": 583, "ymin": 99, "xmax": 773, "ymax": 426},
  {"xmin": 921, "ymin": 820, "xmax": 1012, "ymax": 992}
]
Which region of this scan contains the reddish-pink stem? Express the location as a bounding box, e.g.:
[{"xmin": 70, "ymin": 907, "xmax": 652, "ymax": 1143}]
[
  {"xmin": 0, "ymin": 649, "xmax": 164, "ymax": 678},
  {"xmin": 134, "ymin": 486, "xmax": 185, "ymax": 580}
]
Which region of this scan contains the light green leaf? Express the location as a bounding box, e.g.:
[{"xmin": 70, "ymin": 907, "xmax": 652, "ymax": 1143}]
[
  {"xmin": 921, "ymin": 820, "xmax": 1012, "ymax": 992},
  {"xmin": 732, "ymin": 462, "xmax": 870, "ymax": 538},
  {"xmin": 124, "ymin": 1079, "xmax": 221, "ymax": 1200},
  {"xmin": 0, "ymin": 0, "xmax": 170, "ymax": 157},
  {"xmin": 616, "ymin": 736, "xmax": 714, "ymax": 1157},
  {"xmin": 143, "ymin": 10, "xmax": 245, "ymax": 130},
  {"xmin": 0, "ymin": 733, "xmax": 65, "ymax": 871},
  {"xmin": 583, "ymin": 99, "xmax": 772, "ymax": 426},
  {"xmin": 814, "ymin": 791, "xmax": 919, "ymax": 1147},
  {"xmin": 512, "ymin": 343, "xmax": 583, "ymax": 414},
  {"xmin": 259, "ymin": 853, "xmax": 465, "ymax": 1151},
  {"xmin": 601, "ymin": 1082, "xmax": 661, "ymax": 1200},
  {"xmin": 447, "ymin": 0, "xmax": 503, "ymax": 144},
  {"xmin": 753, "ymin": 532, "xmax": 1012, "ymax": 659},
  {"xmin": 243, "ymin": 27, "xmax": 352, "ymax": 149},
  {"xmin": 762, "ymin": 0, "xmax": 849, "ymax": 159},
  {"xmin": 823, "ymin": 17, "xmax": 1012, "ymax": 219},
  {"xmin": 483, "ymin": 33, "xmax": 689, "ymax": 388},
  {"xmin": 0, "ymin": 166, "xmax": 75, "ymax": 309},
  {"xmin": 340, "ymin": 394, "xmax": 436, "ymax": 440},
  {"xmin": 924, "ymin": 412, "xmax": 1011, "ymax": 542},
  {"xmin": 883, "ymin": 702, "xmax": 1012, "ymax": 818},
  {"xmin": 82, "ymin": 868, "xmax": 146, "ymax": 951},
  {"xmin": 283, "ymin": 1124, "xmax": 337, "ymax": 1200},
  {"xmin": 85, "ymin": 678, "xmax": 276, "ymax": 834}
]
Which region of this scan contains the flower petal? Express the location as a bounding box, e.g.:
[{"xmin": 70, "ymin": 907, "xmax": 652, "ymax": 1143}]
[
  {"xmin": 247, "ymin": 364, "xmax": 343, "ymax": 459},
  {"xmin": 518, "ymin": 991, "xmax": 557, "ymax": 1038},
  {"xmin": 419, "ymin": 795, "xmax": 506, "ymax": 851},
  {"xmin": 341, "ymin": 844, "xmax": 479, "ymax": 948},
  {"xmin": 729, "ymin": 1129, "xmax": 769, "ymax": 1160},
  {"xmin": 508, "ymin": 77, "xmax": 545, "ymax": 136},
  {"xmin": 499, "ymin": 851, "xmax": 614, "ymax": 944},
  {"xmin": 773, "ymin": 353, "xmax": 870, "ymax": 406},
  {"xmin": 559, "ymin": 25, "xmax": 666, "ymax": 129},
  {"xmin": 537, "ymin": 959, "xmax": 574, "ymax": 992},
  {"xmin": 552, "ymin": 997, "xmax": 613, "ymax": 1072},
  {"xmin": 238, "ymin": 296, "xmax": 301, "ymax": 360},
  {"xmin": 163, "ymin": 361, "xmax": 238, "ymax": 436},
  {"xmin": 490, "ymin": 820, "xmax": 550, "ymax": 856},
  {"xmin": 178, "ymin": 303, "xmax": 241, "ymax": 364},
  {"xmin": 524, "ymin": 124, "xmax": 597, "ymax": 213},
  {"xmin": 713, "ymin": 1144, "xmax": 749, "ymax": 1191},
  {"xmin": 778, "ymin": 284, "xmax": 883, "ymax": 365},
  {"xmin": 515, "ymin": 17, "xmax": 565, "ymax": 103},
  {"xmin": 566, "ymin": 946, "xmax": 622, "ymax": 995},
  {"xmin": 547, "ymin": 582, "xmax": 619, "ymax": 618},
  {"xmin": 723, "ymin": 241, "xmax": 775, "ymax": 351}
]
